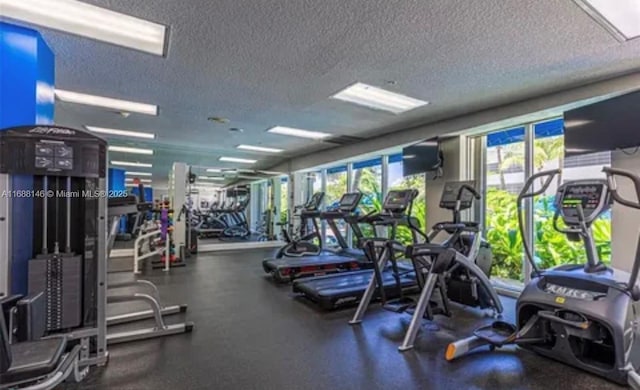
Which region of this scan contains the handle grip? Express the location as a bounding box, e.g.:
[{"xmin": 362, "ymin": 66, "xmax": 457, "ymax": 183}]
[
  {"xmin": 603, "ymin": 167, "xmax": 640, "ymax": 210},
  {"xmin": 458, "ymin": 184, "xmax": 481, "ymax": 201},
  {"xmin": 519, "ymin": 169, "xmax": 561, "ymax": 200}
]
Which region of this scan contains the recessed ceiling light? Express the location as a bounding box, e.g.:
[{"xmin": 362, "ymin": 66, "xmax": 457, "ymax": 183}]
[
  {"xmin": 228, "ymin": 128, "xmax": 244, "ymax": 133},
  {"xmin": 206, "ymin": 168, "xmax": 222, "ymax": 173},
  {"xmin": 108, "ymin": 146, "xmax": 154, "ymax": 155},
  {"xmin": 237, "ymin": 144, "xmax": 284, "ymax": 153},
  {"xmin": 0, "ymin": 0, "xmax": 168, "ymax": 55},
  {"xmin": 125, "ymin": 178, "xmax": 152, "ymax": 184},
  {"xmin": 57, "ymin": 90, "xmax": 158, "ymax": 115},
  {"xmin": 86, "ymin": 126, "xmax": 155, "ymax": 139},
  {"xmin": 198, "ymin": 176, "xmax": 225, "ymax": 181},
  {"xmin": 125, "ymin": 171, "xmax": 152, "ymax": 177},
  {"xmin": 111, "ymin": 161, "xmax": 152, "ymax": 168},
  {"xmin": 331, "ymin": 82, "xmax": 428, "ymax": 114},
  {"xmin": 574, "ymin": 0, "xmax": 640, "ymax": 41},
  {"xmin": 219, "ymin": 157, "xmax": 257, "ymax": 164},
  {"xmin": 267, "ymin": 126, "xmax": 331, "ymax": 140}
]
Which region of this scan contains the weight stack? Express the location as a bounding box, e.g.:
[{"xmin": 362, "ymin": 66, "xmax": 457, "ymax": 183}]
[{"xmin": 28, "ymin": 253, "xmax": 82, "ymax": 331}]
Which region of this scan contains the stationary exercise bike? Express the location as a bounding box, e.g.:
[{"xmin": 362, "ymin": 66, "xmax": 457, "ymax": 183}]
[
  {"xmin": 446, "ymin": 168, "xmax": 640, "ymax": 388},
  {"xmin": 275, "ymin": 192, "xmax": 325, "ymax": 258}
]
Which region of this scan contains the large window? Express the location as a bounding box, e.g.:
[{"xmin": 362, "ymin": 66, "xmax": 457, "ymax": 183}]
[
  {"xmin": 325, "ymin": 166, "xmax": 348, "ymax": 247},
  {"xmin": 280, "ymin": 177, "xmax": 288, "ymax": 224},
  {"xmin": 481, "ymin": 119, "xmax": 612, "ymax": 282},
  {"xmin": 484, "ymin": 127, "xmax": 526, "ymax": 281},
  {"xmin": 351, "ymin": 158, "xmax": 383, "ymax": 244},
  {"xmin": 388, "ymin": 154, "xmax": 426, "ymax": 245}
]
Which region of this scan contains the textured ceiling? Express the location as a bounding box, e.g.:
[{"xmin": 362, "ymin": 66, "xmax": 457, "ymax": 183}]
[{"xmin": 7, "ymin": 0, "xmax": 640, "ymax": 186}]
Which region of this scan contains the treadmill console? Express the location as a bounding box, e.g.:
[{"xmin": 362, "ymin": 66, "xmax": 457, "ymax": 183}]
[
  {"xmin": 555, "ymin": 180, "xmax": 610, "ymax": 225},
  {"xmin": 304, "ymin": 192, "xmax": 325, "ymax": 211},
  {"xmin": 338, "ymin": 192, "xmax": 363, "ymax": 212},
  {"xmin": 440, "ymin": 180, "xmax": 477, "ymax": 210},
  {"xmin": 383, "ymin": 189, "xmax": 417, "ymax": 213}
]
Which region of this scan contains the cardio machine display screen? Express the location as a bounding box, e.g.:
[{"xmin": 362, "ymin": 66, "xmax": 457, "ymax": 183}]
[
  {"xmin": 561, "ymin": 184, "xmax": 604, "ymax": 212},
  {"xmin": 339, "ymin": 193, "xmax": 361, "ymax": 210},
  {"xmin": 384, "ymin": 190, "xmax": 411, "ymax": 211}
]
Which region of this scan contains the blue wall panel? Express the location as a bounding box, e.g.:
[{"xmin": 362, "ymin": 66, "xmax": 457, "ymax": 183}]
[{"xmin": 0, "ymin": 23, "xmax": 54, "ymax": 295}]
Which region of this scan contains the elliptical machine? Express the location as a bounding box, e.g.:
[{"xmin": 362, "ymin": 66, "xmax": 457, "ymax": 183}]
[
  {"xmin": 446, "ymin": 168, "xmax": 640, "ymax": 388},
  {"xmin": 275, "ymin": 192, "xmax": 325, "ymax": 258},
  {"xmin": 348, "ymin": 181, "xmax": 503, "ymax": 353}
]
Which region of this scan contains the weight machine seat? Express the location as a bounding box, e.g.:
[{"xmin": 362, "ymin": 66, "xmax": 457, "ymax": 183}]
[{"xmin": 0, "ymin": 337, "xmax": 67, "ymax": 385}]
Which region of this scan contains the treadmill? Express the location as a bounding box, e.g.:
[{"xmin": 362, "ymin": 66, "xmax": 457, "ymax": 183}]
[
  {"xmin": 263, "ymin": 192, "xmax": 368, "ymax": 283},
  {"xmin": 292, "ymin": 189, "xmax": 421, "ymax": 310}
]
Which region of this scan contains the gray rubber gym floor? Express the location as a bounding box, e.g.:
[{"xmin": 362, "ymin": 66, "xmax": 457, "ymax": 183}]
[{"xmin": 64, "ymin": 249, "xmax": 622, "ymax": 390}]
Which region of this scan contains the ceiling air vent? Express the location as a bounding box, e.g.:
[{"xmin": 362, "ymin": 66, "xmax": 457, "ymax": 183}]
[{"xmin": 323, "ymin": 135, "xmax": 364, "ymax": 146}]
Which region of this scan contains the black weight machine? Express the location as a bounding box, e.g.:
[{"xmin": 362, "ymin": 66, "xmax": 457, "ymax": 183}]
[{"xmin": 0, "ymin": 125, "xmax": 109, "ymax": 388}]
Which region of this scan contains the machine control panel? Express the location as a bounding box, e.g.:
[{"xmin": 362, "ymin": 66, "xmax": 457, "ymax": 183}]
[
  {"xmin": 383, "ymin": 189, "xmax": 416, "ymax": 212},
  {"xmin": 555, "ymin": 180, "xmax": 610, "ymax": 225},
  {"xmin": 0, "ymin": 126, "xmax": 106, "ymax": 178},
  {"xmin": 440, "ymin": 180, "xmax": 477, "ymax": 210},
  {"xmin": 304, "ymin": 192, "xmax": 325, "ymax": 211},
  {"xmin": 338, "ymin": 192, "xmax": 363, "ymax": 212}
]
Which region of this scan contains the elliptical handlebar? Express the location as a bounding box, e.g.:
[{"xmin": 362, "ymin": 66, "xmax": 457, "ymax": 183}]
[
  {"xmin": 603, "ymin": 167, "xmax": 640, "ymax": 299},
  {"xmin": 603, "ymin": 167, "xmax": 640, "ymax": 210},
  {"xmin": 458, "ymin": 184, "xmax": 481, "ymax": 201},
  {"xmin": 518, "ymin": 169, "xmax": 561, "ymax": 201},
  {"xmin": 517, "ymin": 169, "xmax": 561, "ymax": 278}
]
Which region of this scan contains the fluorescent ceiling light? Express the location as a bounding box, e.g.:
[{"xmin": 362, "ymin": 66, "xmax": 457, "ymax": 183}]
[
  {"xmin": 57, "ymin": 90, "xmax": 157, "ymax": 115},
  {"xmin": 0, "ymin": 0, "xmax": 168, "ymax": 55},
  {"xmin": 198, "ymin": 176, "xmax": 225, "ymax": 181},
  {"xmin": 237, "ymin": 144, "xmax": 284, "ymax": 153},
  {"xmin": 331, "ymin": 82, "xmax": 428, "ymax": 114},
  {"xmin": 109, "ymin": 146, "xmax": 154, "ymax": 155},
  {"xmin": 86, "ymin": 126, "xmax": 156, "ymax": 139},
  {"xmin": 125, "ymin": 171, "xmax": 152, "ymax": 177},
  {"xmin": 574, "ymin": 0, "xmax": 640, "ymax": 41},
  {"xmin": 206, "ymin": 168, "xmax": 221, "ymax": 173},
  {"xmin": 219, "ymin": 157, "xmax": 257, "ymax": 164},
  {"xmin": 111, "ymin": 161, "xmax": 152, "ymax": 168},
  {"xmin": 126, "ymin": 178, "xmax": 152, "ymax": 184},
  {"xmin": 267, "ymin": 126, "xmax": 331, "ymax": 140}
]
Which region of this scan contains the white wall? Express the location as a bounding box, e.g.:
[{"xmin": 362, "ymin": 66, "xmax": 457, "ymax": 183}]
[
  {"xmin": 611, "ymin": 151, "xmax": 640, "ymax": 272},
  {"xmin": 425, "ymin": 136, "xmax": 467, "ymax": 229}
]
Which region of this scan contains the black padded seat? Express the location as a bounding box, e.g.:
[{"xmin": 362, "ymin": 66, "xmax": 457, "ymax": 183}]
[{"xmin": 0, "ymin": 337, "xmax": 67, "ymax": 385}]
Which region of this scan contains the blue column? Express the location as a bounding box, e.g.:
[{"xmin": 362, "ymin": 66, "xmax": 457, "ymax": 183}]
[
  {"xmin": 0, "ymin": 22, "xmax": 55, "ymax": 295},
  {"xmin": 108, "ymin": 168, "xmax": 128, "ymax": 232}
]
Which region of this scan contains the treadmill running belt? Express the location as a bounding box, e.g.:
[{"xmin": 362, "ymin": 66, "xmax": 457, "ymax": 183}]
[
  {"xmin": 262, "ymin": 255, "xmax": 362, "ymax": 283},
  {"xmin": 292, "ymin": 268, "xmax": 417, "ymax": 310}
]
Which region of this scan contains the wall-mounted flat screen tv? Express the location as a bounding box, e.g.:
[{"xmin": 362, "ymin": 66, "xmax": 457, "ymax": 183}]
[
  {"xmin": 564, "ymin": 90, "xmax": 640, "ymax": 157},
  {"xmin": 402, "ymin": 138, "xmax": 442, "ymax": 176}
]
